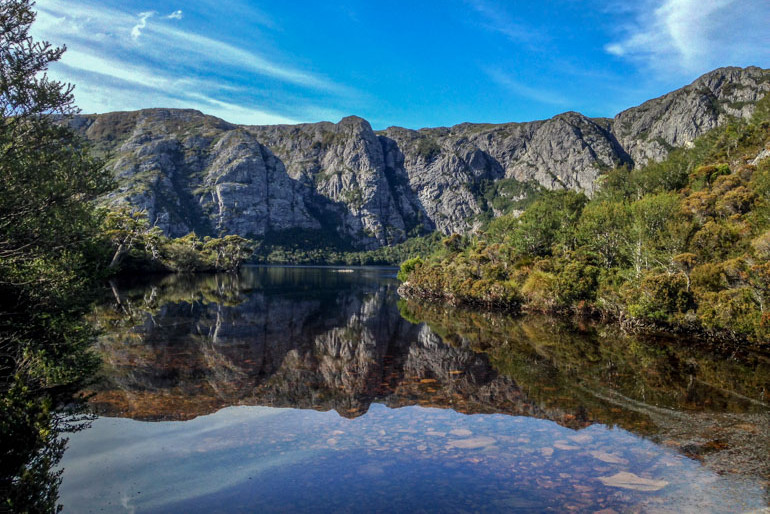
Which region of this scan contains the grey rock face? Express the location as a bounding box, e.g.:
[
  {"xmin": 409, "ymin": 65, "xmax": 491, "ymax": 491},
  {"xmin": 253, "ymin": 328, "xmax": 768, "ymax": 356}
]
[
  {"xmin": 247, "ymin": 116, "xmax": 424, "ymax": 249},
  {"xmin": 613, "ymin": 66, "xmax": 770, "ymax": 165},
  {"xmin": 72, "ymin": 66, "xmax": 770, "ymax": 247},
  {"xmin": 79, "ymin": 108, "xmax": 318, "ymax": 238}
]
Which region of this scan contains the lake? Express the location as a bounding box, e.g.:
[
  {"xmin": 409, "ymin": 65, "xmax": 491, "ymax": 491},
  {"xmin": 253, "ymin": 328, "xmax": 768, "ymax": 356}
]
[{"xmin": 59, "ymin": 266, "xmax": 770, "ymax": 512}]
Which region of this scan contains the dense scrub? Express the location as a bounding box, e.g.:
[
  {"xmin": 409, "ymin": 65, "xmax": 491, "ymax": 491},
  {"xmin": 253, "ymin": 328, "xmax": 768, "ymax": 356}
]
[
  {"xmin": 103, "ymin": 209, "xmax": 254, "ymax": 273},
  {"xmin": 253, "ymin": 231, "xmax": 444, "ymax": 266},
  {"xmin": 400, "ymin": 94, "xmax": 770, "ymax": 347}
]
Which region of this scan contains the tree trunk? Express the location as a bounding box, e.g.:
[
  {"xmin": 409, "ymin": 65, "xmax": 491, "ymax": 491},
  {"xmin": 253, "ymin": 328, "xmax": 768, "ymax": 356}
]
[{"xmin": 108, "ymin": 243, "xmax": 125, "ymax": 269}]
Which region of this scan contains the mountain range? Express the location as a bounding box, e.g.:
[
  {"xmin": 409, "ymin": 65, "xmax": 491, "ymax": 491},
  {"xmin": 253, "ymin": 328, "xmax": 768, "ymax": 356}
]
[{"xmin": 70, "ymin": 66, "xmax": 770, "ymax": 249}]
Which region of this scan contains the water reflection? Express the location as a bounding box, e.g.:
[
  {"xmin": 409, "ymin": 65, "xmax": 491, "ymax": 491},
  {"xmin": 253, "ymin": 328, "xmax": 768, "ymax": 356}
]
[{"xmin": 70, "ymin": 266, "xmax": 770, "ymax": 511}]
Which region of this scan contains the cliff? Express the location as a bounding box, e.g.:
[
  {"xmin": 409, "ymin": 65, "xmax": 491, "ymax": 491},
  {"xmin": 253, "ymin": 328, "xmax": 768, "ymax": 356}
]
[{"xmin": 71, "ymin": 66, "xmax": 770, "ymax": 249}]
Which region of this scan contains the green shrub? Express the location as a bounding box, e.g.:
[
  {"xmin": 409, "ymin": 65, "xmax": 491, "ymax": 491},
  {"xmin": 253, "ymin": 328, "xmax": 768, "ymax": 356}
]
[
  {"xmin": 697, "ymin": 287, "xmax": 763, "ymax": 338},
  {"xmin": 521, "ymin": 271, "xmax": 559, "ymax": 311},
  {"xmin": 397, "ymin": 256, "xmax": 424, "ymax": 282},
  {"xmin": 625, "ymin": 272, "xmax": 693, "ymax": 322}
]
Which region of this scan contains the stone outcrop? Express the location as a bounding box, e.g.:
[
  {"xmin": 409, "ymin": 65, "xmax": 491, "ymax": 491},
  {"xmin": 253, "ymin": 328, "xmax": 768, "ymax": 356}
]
[
  {"xmin": 72, "ymin": 66, "xmax": 770, "ymax": 248},
  {"xmin": 613, "ymin": 66, "xmax": 770, "ymax": 165}
]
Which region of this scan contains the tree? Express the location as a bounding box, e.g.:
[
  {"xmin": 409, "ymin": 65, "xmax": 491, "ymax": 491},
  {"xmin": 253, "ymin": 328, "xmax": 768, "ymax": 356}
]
[
  {"xmin": 511, "ymin": 190, "xmax": 587, "ymax": 257},
  {"xmin": 0, "ymin": 2, "xmax": 111, "ymax": 511},
  {"xmin": 103, "ymin": 208, "xmax": 157, "ymax": 269},
  {"xmin": 203, "ymin": 235, "xmax": 254, "ymax": 272},
  {"xmin": 0, "ymin": 1, "xmax": 112, "ymax": 290},
  {"xmin": 629, "ymin": 192, "xmax": 686, "ymax": 274}
]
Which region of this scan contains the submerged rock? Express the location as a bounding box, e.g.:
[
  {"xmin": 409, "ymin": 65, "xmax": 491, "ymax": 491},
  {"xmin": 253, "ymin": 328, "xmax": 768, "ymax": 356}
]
[{"xmin": 598, "ymin": 472, "xmax": 669, "ymax": 492}]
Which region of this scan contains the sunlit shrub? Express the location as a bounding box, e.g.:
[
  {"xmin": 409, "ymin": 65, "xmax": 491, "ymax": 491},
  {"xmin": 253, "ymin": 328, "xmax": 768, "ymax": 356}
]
[
  {"xmin": 697, "ymin": 287, "xmax": 763, "ymax": 339},
  {"xmin": 625, "ymin": 272, "xmax": 693, "ymax": 322},
  {"xmin": 397, "ymin": 256, "xmax": 424, "ymax": 282},
  {"xmin": 521, "ymin": 271, "xmax": 559, "ymax": 311}
]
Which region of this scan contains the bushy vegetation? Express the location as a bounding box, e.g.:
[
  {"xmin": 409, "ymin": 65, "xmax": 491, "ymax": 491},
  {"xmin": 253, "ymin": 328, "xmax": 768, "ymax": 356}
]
[
  {"xmin": 414, "ymin": 136, "xmax": 442, "ymax": 161},
  {"xmin": 400, "ymin": 93, "xmax": 770, "ymax": 346},
  {"xmin": 103, "ymin": 208, "xmax": 254, "ymax": 273},
  {"xmin": 254, "ymin": 231, "xmax": 444, "ymax": 266},
  {"xmin": 0, "ymin": 3, "xmax": 109, "ymax": 509}
]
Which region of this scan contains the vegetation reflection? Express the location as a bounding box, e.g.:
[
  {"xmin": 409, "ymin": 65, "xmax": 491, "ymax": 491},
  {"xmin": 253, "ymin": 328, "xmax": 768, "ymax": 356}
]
[{"xmin": 88, "ymin": 269, "xmax": 770, "ymax": 479}]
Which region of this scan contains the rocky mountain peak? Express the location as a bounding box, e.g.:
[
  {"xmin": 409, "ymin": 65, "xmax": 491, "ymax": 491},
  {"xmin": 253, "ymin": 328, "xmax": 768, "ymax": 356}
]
[{"xmin": 71, "ymin": 66, "xmax": 770, "ymax": 249}]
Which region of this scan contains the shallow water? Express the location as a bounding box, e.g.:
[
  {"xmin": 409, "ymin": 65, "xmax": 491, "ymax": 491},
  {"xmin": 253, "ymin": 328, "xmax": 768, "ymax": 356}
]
[{"xmin": 59, "ymin": 266, "xmax": 770, "ymax": 512}]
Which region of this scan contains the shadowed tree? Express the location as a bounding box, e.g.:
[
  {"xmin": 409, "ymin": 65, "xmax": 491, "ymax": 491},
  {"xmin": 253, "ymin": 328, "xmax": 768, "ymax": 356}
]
[{"xmin": 0, "ymin": 1, "xmax": 111, "ymax": 511}]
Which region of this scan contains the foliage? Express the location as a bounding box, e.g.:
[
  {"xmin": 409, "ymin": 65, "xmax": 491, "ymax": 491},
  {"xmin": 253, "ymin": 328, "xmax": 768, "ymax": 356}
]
[
  {"xmin": 102, "ymin": 208, "xmax": 255, "ymax": 273},
  {"xmin": 414, "ymin": 136, "xmax": 441, "ymax": 161},
  {"xmin": 253, "ymin": 231, "xmax": 444, "ymax": 266},
  {"xmin": 0, "ymin": 2, "xmax": 106, "ymax": 510},
  {"xmin": 397, "ymin": 256, "xmax": 423, "ymax": 282},
  {"xmin": 399, "ymin": 92, "xmax": 770, "ymax": 346},
  {"xmin": 509, "ymin": 190, "xmax": 587, "ymax": 257}
]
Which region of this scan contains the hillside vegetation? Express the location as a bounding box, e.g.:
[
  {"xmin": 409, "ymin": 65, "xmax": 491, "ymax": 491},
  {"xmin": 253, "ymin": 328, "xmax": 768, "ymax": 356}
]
[{"xmin": 399, "ymin": 94, "xmax": 770, "ymax": 347}]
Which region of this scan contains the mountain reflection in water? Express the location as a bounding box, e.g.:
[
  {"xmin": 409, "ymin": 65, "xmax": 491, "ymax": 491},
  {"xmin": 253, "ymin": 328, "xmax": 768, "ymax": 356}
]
[{"xmin": 64, "ymin": 266, "xmax": 770, "ymax": 512}]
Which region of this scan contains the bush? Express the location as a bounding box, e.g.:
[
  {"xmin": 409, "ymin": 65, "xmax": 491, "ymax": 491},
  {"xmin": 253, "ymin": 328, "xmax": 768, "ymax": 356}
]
[
  {"xmin": 625, "ymin": 272, "xmax": 693, "ymax": 322},
  {"xmin": 690, "ymin": 220, "xmax": 741, "ymax": 261},
  {"xmin": 397, "ymin": 256, "xmax": 424, "ymax": 282},
  {"xmin": 521, "ymin": 271, "xmax": 559, "ymax": 311},
  {"xmin": 697, "ymin": 288, "xmax": 763, "ymax": 338},
  {"xmin": 555, "ymin": 258, "xmax": 600, "ymax": 306}
]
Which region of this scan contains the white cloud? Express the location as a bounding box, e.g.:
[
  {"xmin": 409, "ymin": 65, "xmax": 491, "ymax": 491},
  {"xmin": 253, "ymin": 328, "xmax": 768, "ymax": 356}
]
[
  {"xmin": 185, "ymin": 92, "xmax": 299, "ymax": 125},
  {"xmin": 155, "ymin": 25, "xmax": 349, "ymax": 93},
  {"xmin": 35, "ymin": 0, "xmax": 347, "ymax": 92},
  {"xmin": 465, "ymin": 0, "xmax": 542, "ymax": 44},
  {"xmin": 51, "ymin": 60, "xmax": 300, "ymax": 125},
  {"xmin": 604, "ymin": 43, "xmax": 624, "ymax": 57},
  {"xmin": 131, "ymin": 10, "xmax": 155, "ymax": 41},
  {"xmin": 605, "ymin": 0, "xmax": 770, "ymax": 75},
  {"xmin": 484, "ymin": 68, "xmax": 569, "ymax": 107},
  {"xmin": 166, "ymin": 10, "xmax": 183, "ymax": 20},
  {"xmin": 30, "ymin": 0, "xmax": 355, "ymax": 125}
]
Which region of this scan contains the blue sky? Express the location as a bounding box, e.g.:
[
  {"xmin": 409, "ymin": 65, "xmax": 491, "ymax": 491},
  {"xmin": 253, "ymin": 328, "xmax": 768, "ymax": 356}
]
[{"xmin": 32, "ymin": 0, "xmax": 770, "ymax": 129}]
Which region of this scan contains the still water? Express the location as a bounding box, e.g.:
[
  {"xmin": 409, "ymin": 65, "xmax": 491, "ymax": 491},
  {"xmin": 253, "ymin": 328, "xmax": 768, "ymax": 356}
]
[{"xmin": 60, "ymin": 266, "xmax": 770, "ymax": 512}]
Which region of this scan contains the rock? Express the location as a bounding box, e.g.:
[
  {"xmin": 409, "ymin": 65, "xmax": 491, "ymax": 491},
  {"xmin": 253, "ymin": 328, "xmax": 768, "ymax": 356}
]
[
  {"xmin": 69, "ymin": 66, "xmax": 770, "ymax": 248},
  {"xmin": 598, "ymin": 472, "xmax": 668, "ymax": 491},
  {"xmin": 589, "ymin": 450, "xmax": 629, "ymax": 465},
  {"xmin": 447, "ymin": 436, "xmax": 497, "ymax": 449},
  {"xmin": 752, "ymin": 148, "xmax": 770, "ymax": 166},
  {"xmin": 613, "ymin": 66, "xmax": 770, "ymax": 166}
]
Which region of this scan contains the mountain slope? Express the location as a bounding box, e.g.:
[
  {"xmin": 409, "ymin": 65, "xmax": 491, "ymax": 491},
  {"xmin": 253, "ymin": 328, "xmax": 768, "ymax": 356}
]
[{"xmin": 72, "ymin": 66, "xmax": 770, "ymax": 249}]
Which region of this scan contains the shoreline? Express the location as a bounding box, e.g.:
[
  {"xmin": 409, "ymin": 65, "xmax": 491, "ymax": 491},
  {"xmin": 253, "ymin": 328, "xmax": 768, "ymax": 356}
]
[{"xmin": 397, "ymin": 281, "xmax": 770, "ymax": 353}]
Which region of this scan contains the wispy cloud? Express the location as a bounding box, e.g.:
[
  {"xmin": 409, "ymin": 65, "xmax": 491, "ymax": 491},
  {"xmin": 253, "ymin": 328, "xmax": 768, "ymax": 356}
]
[
  {"xmin": 605, "ymin": 0, "xmax": 770, "ymax": 75},
  {"xmin": 53, "ymin": 63, "xmax": 300, "ymax": 125},
  {"xmin": 154, "ymin": 25, "xmax": 348, "ymax": 92},
  {"xmin": 484, "ymin": 68, "xmax": 569, "ymax": 107},
  {"xmin": 131, "ymin": 11, "xmax": 155, "ymax": 41},
  {"xmin": 59, "ymin": 407, "xmax": 314, "ymax": 513},
  {"xmin": 31, "ymin": 0, "xmax": 353, "ymax": 125},
  {"xmin": 464, "ymin": 0, "xmax": 543, "ymax": 44}
]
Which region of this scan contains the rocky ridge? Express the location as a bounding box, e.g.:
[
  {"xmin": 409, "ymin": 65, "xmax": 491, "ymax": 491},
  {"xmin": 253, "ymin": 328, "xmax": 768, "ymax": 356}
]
[{"xmin": 72, "ymin": 66, "xmax": 770, "ymax": 249}]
